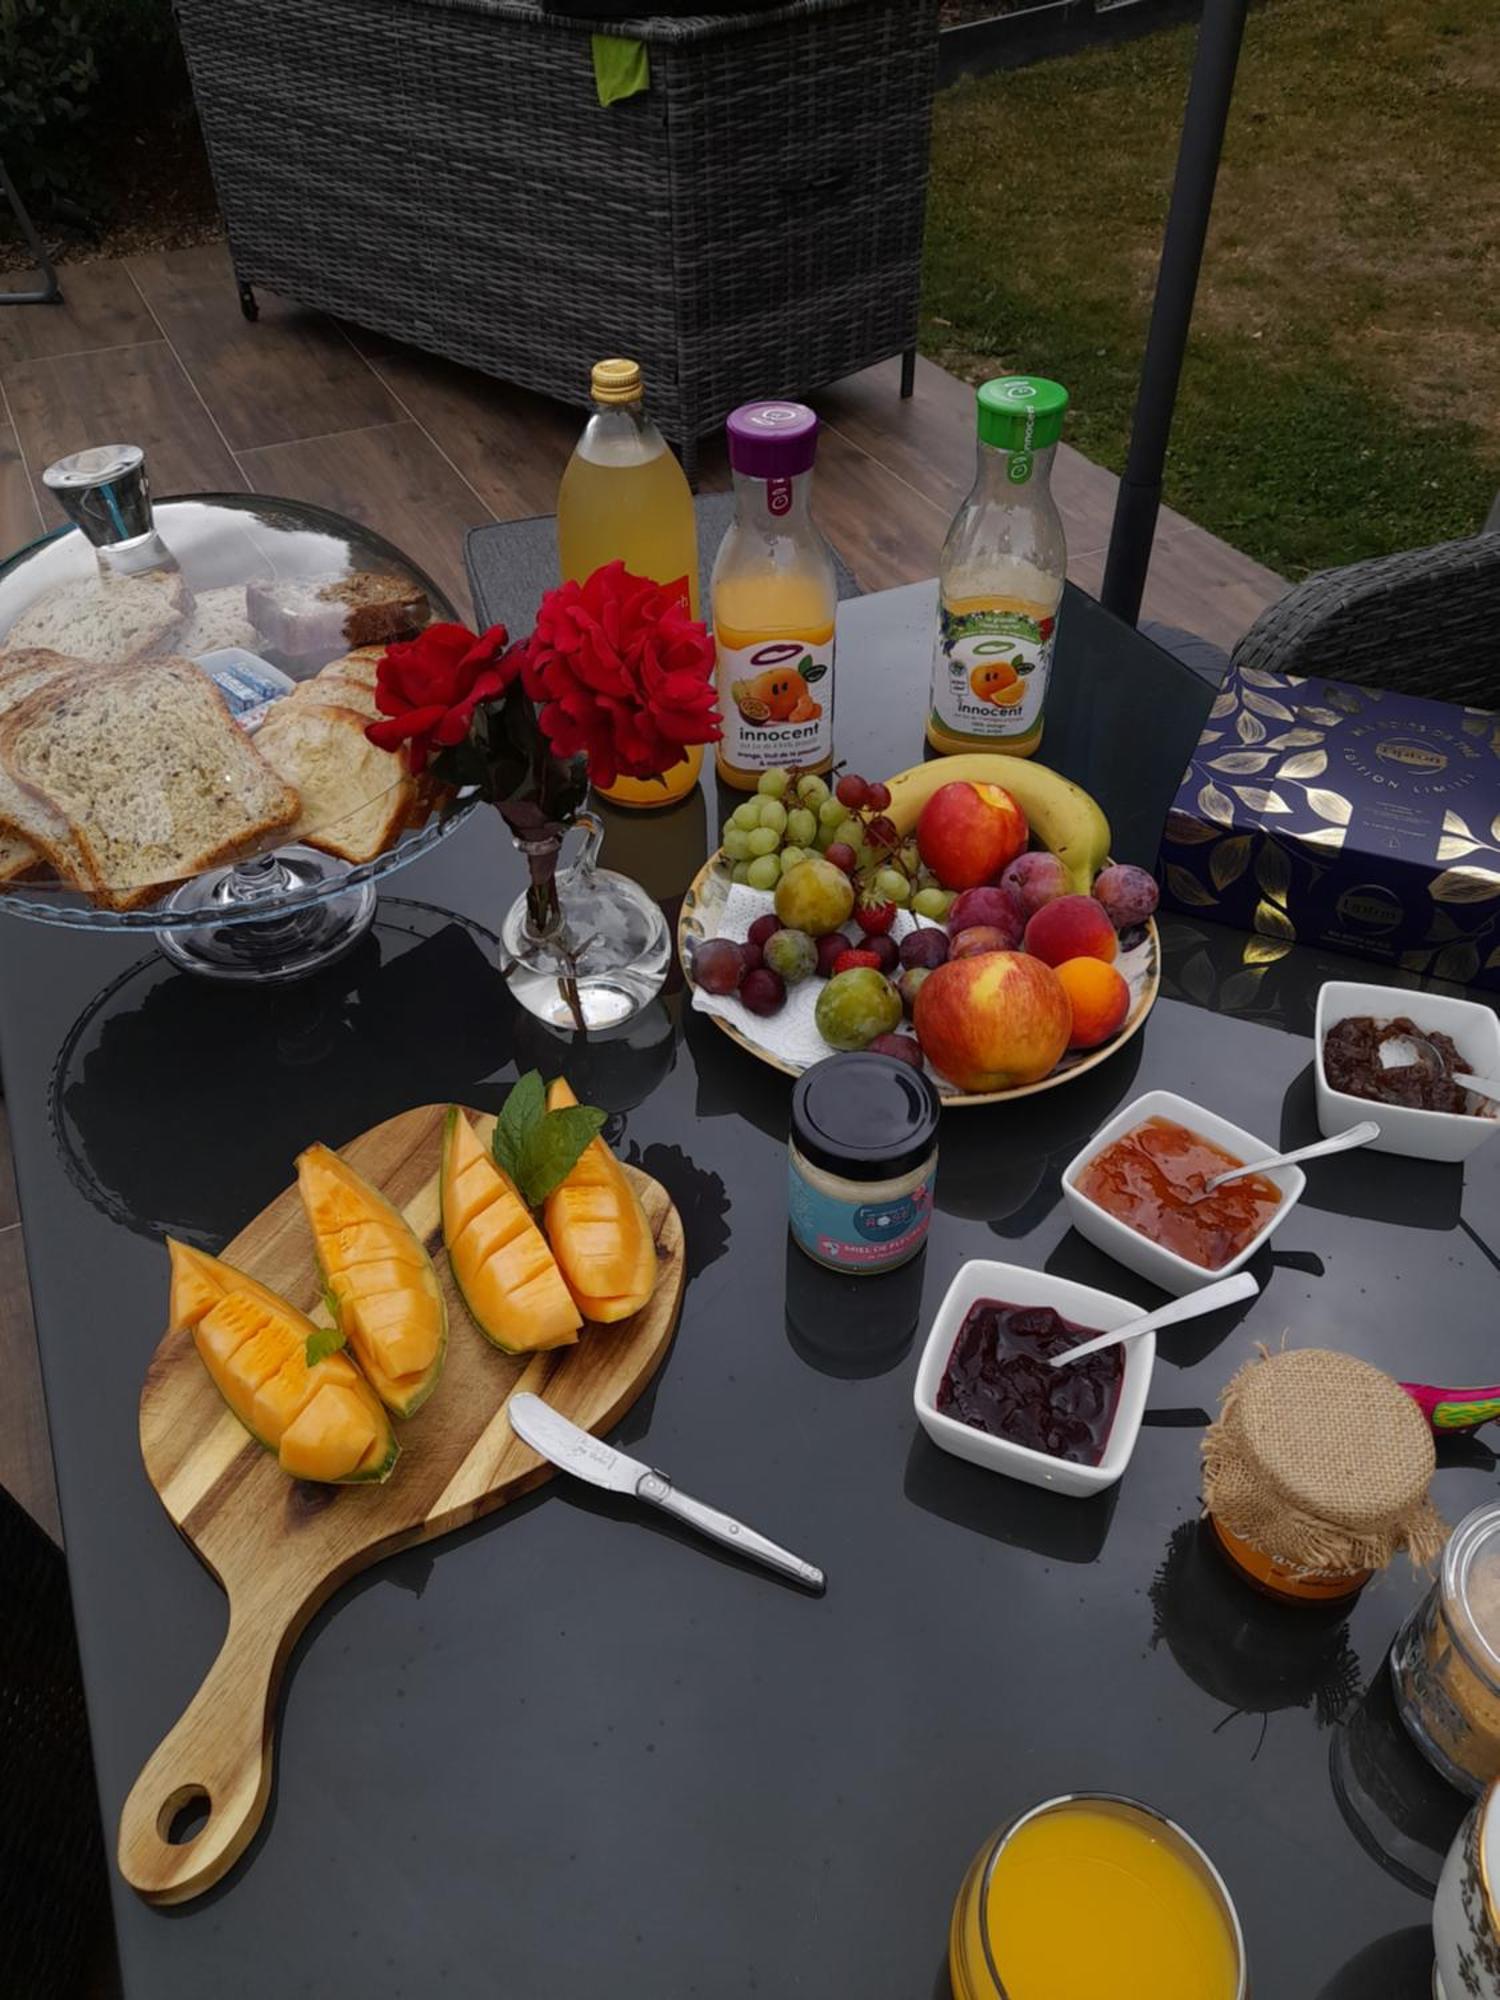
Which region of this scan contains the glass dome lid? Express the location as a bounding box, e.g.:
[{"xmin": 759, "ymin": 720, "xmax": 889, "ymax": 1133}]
[{"xmin": 0, "ymin": 450, "xmax": 475, "ymax": 981}]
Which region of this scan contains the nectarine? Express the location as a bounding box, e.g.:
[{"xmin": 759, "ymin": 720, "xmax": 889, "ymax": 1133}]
[
  {"xmin": 913, "ymin": 951, "xmax": 1070, "ymax": 1091},
  {"xmin": 1024, "ymin": 893, "xmax": 1118, "ymax": 968},
  {"xmin": 915, "ymin": 781, "xmax": 1028, "ymax": 891}
]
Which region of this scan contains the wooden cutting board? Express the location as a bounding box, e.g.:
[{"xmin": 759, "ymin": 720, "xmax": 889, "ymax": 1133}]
[{"xmin": 117, "ymin": 1103, "xmax": 685, "ymax": 1906}]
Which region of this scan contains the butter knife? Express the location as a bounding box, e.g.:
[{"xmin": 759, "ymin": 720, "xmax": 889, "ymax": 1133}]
[{"xmin": 507, "ymin": 1394, "xmax": 826, "ymax": 1594}]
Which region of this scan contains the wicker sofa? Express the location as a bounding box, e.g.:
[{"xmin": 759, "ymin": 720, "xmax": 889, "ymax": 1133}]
[{"xmin": 177, "ymin": 0, "xmax": 939, "ymax": 479}]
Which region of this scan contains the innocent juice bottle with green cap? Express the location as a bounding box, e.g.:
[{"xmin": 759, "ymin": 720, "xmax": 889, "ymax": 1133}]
[{"xmin": 928, "ymin": 376, "xmax": 1069, "ymax": 759}]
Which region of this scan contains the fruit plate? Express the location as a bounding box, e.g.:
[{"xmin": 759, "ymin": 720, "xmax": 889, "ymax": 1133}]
[{"xmin": 678, "ymin": 871, "xmax": 1159, "ymax": 1110}]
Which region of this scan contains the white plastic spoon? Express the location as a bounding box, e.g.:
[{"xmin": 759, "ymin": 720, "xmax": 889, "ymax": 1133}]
[
  {"xmin": 1047, "ymin": 1269, "xmax": 1260, "ymax": 1370},
  {"xmin": 1196, "ymin": 1118, "xmax": 1381, "ymax": 1196}
]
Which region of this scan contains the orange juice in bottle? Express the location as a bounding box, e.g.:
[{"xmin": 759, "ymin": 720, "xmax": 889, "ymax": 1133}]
[
  {"xmin": 929, "ymin": 377, "xmax": 1068, "ymax": 759},
  {"xmin": 712, "ymin": 402, "xmax": 836, "ymax": 790},
  {"xmin": 556, "ymin": 358, "xmax": 702, "ymax": 808}
]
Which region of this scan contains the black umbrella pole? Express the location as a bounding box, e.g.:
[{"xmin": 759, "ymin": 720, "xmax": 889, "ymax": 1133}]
[{"xmin": 1101, "ymin": 0, "xmax": 1249, "ymax": 625}]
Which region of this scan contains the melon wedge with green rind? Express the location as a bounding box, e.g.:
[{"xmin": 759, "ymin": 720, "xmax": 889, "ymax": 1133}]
[
  {"xmin": 166, "ymin": 1243, "xmax": 397, "ymax": 1483},
  {"xmin": 296, "ymin": 1143, "xmax": 447, "ymax": 1418},
  {"xmin": 440, "ymin": 1105, "xmax": 581, "ymax": 1355},
  {"xmin": 542, "ymin": 1077, "xmax": 658, "ymax": 1323}
]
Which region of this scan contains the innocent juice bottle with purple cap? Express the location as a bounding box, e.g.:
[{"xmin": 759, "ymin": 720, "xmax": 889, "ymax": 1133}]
[{"xmin": 712, "ymin": 401, "xmax": 836, "ymax": 790}]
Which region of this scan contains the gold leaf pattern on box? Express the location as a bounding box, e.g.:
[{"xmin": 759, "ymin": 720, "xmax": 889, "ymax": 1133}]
[
  {"xmin": 1298, "ymin": 706, "xmax": 1345, "ymax": 728},
  {"xmin": 1236, "ymin": 709, "xmax": 1268, "ymax": 746},
  {"xmin": 1444, "ymin": 809, "xmax": 1475, "ymax": 840},
  {"xmin": 1302, "ymin": 824, "xmax": 1348, "ymax": 850},
  {"xmin": 1243, "ymin": 934, "xmax": 1294, "ymax": 966},
  {"xmin": 1438, "ymin": 834, "xmax": 1482, "ymax": 863},
  {"xmin": 1492, "ymin": 811, "xmax": 1500, "ymax": 845},
  {"xmin": 1433, "ymin": 942, "xmax": 1482, "ymax": 984},
  {"xmin": 1431, "ymin": 865, "xmax": 1500, "ymax": 905},
  {"xmin": 1209, "ymin": 751, "xmax": 1275, "ymax": 775},
  {"xmin": 1210, "ymin": 835, "xmax": 1253, "ymax": 890},
  {"xmin": 1266, "ymin": 728, "xmax": 1325, "ymax": 750},
  {"xmin": 1198, "ymin": 781, "xmax": 1235, "ymax": 828},
  {"xmin": 1166, "ymin": 809, "xmax": 1220, "ymax": 846},
  {"xmin": 1306, "ymin": 788, "xmax": 1353, "ymax": 826},
  {"xmin": 1237, "ymin": 667, "xmax": 1285, "ymax": 690},
  {"xmin": 1278, "ymin": 749, "xmax": 1328, "ymax": 780},
  {"xmin": 1253, "ymin": 898, "xmax": 1296, "ymax": 941},
  {"xmin": 1400, "ymin": 948, "xmax": 1436, "ymax": 974},
  {"xmin": 1209, "ymin": 690, "xmax": 1238, "ymax": 720},
  {"xmin": 1165, "ymin": 864, "xmax": 1219, "ymax": 909},
  {"xmin": 1243, "ymin": 688, "xmax": 1295, "ymax": 722},
  {"xmin": 1255, "ymin": 840, "xmax": 1291, "ymax": 906},
  {"xmin": 1488, "ymin": 946, "xmax": 1500, "ymax": 971},
  {"xmin": 1234, "ymin": 785, "xmax": 1291, "ymax": 815}
]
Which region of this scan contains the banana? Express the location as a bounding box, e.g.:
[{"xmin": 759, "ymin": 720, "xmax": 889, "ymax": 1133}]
[{"xmin": 885, "ymin": 754, "xmax": 1111, "ymax": 895}]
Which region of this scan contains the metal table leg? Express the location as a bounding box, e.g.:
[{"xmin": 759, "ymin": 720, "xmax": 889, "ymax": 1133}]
[{"xmin": 0, "ymin": 159, "xmax": 63, "ymax": 307}]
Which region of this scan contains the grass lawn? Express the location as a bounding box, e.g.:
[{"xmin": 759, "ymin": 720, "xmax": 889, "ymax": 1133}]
[{"xmin": 922, "ymin": 0, "xmax": 1500, "ymax": 579}]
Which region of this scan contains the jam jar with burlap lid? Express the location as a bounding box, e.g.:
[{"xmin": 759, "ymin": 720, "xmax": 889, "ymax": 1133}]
[{"xmin": 1202, "ymin": 1347, "xmax": 1445, "ymax": 1607}]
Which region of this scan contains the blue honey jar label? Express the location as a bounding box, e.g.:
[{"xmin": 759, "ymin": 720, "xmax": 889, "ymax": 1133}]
[{"xmin": 787, "ymin": 1159, "xmax": 934, "ymax": 1271}]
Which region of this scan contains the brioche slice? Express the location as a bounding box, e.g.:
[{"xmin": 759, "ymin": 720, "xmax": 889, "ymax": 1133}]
[
  {"xmin": 0, "ymin": 657, "xmax": 300, "ymax": 911},
  {"xmin": 0, "ymin": 649, "xmax": 95, "ymax": 884},
  {"xmin": 177, "ymin": 586, "xmax": 258, "ymax": 658},
  {"xmin": 0, "ymin": 568, "xmax": 190, "ymax": 664},
  {"xmin": 316, "ymin": 646, "xmax": 387, "ymax": 689},
  {"xmin": 290, "ymin": 674, "xmax": 380, "ymax": 721},
  {"xmin": 254, "ymin": 701, "xmax": 412, "ymax": 865}
]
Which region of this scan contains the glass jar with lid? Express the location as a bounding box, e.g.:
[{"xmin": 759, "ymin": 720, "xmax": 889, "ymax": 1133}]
[{"xmin": 1393, "ymin": 1499, "xmax": 1500, "ymax": 1796}]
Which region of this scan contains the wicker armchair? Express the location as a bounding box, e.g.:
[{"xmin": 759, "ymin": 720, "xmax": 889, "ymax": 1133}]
[
  {"xmin": 174, "ymin": 0, "xmax": 938, "ymax": 481},
  {"xmin": 1232, "ymin": 531, "xmax": 1500, "ymax": 708}
]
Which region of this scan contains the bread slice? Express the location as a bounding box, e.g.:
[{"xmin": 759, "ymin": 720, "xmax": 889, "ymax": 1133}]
[
  {"xmin": 254, "ymin": 702, "xmax": 413, "ymax": 865},
  {"xmin": 290, "ymin": 674, "xmax": 380, "ymax": 721},
  {"xmin": 0, "ymin": 649, "xmax": 95, "ymax": 884},
  {"xmin": 176, "ymin": 585, "xmax": 258, "ymax": 658},
  {"xmin": 0, "ymin": 567, "xmax": 191, "ymax": 664},
  {"xmin": 0, "ymin": 657, "xmax": 300, "ymax": 911},
  {"xmin": 316, "ymin": 646, "xmax": 386, "ymax": 690},
  {"xmin": 247, "ymin": 573, "xmax": 428, "ymax": 660}
]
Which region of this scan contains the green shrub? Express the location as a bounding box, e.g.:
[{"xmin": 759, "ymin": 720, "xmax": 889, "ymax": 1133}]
[{"xmin": 0, "ymin": 0, "xmax": 98, "ymax": 208}]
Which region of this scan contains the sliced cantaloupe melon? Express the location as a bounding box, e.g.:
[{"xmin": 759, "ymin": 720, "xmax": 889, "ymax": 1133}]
[
  {"xmin": 188, "ymin": 1282, "xmax": 396, "ymax": 1483},
  {"xmin": 542, "ymin": 1078, "xmax": 658, "ymax": 1324},
  {"xmin": 296, "ymin": 1143, "xmax": 447, "ymax": 1418},
  {"xmin": 440, "ymin": 1106, "xmax": 581, "ymax": 1355},
  {"xmin": 280, "ymin": 1382, "xmax": 392, "ymax": 1483}
]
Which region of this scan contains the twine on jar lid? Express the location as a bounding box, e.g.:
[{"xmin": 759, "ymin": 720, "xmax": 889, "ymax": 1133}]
[{"xmin": 1202, "ymin": 1346, "xmax": 1445, "ymax": 1580}]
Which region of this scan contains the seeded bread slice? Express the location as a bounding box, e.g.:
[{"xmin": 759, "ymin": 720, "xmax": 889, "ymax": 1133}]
[
  {"xmin": 0, "ymin": 568, "xmax": 191, "ymax": 664},
  {"xmin": 0, "ymin": 649, "xmax": 95, "ymax": 884},
  {"xmin": 0, "ymin": 657, "xmax": 300, "ymax": 911},
  {"xmin": 254, "ymin": 701, "xmax": 413, "ymax": 865}
]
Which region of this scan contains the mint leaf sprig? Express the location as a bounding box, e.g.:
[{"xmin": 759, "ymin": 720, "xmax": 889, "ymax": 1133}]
[
  {"xmin": 491, "ymin": 1070, "xmax": 606, "ymax": 1208},
  {"xmin": 305, "ymin": 1320, "xmax": 347, "ymax": 1367}
]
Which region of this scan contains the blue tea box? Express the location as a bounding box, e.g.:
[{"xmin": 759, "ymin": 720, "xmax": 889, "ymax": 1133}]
[{"xmin": 1158, "ymin": 667, "xmax": 1500, "ymax": 991}]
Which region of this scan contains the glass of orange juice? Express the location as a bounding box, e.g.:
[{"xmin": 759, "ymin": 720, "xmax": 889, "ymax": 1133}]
[{"xmin": 949, "ymin": 1794, "xmax": 1247, "ymax": 2000}]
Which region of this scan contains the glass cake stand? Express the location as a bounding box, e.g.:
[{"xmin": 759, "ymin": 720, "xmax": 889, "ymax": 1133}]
[{"xmin": 0, "ymin": 458, "xmax": 475, "ymax": 982}]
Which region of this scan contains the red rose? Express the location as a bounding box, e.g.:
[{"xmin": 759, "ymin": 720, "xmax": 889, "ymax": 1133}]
[
  {"xmin": 519, "ymin": 562, "xmax": 721, "ymax": 790},
  {"xmin": 366, "ymin": 622, "xmax": 522, "ymax": 773}
]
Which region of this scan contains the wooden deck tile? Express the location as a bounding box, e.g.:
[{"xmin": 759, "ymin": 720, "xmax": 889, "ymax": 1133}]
[
  {"xmin": 0, "ymin": 397, "xmax": 43, "ymax": 554},
  {"xmin": 3, "ymin": 342, "xmax": 245, "ymax": 527},
  {"xmin": 237, "ymin": 421, "xmax": 493, "ymax": 618},
  {"xmin": 130, "ymin": 247, "xmax": 402, "ymax": 452},
  {"xmin": 0, "ymin": 1222, "xmax": 60, "ymax": 1545},
  {"xmin": 0, "ymin": 260, "xmax": 159, "ymax": 368}
]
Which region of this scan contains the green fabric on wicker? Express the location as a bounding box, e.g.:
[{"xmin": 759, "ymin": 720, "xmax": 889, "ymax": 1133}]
[{"xmin": 1232, "ymin": 532, "xmax": 1500, "ymax": 708}]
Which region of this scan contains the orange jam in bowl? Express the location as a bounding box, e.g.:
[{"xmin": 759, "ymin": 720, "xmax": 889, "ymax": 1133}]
[
  {"xmin": 1076, "ymin": 1116, "xmax": 1281, "ymax": 1270},
  {"xmin": 949, "ymin": 1795, "xmax": 1246, "ymax": 2000}
]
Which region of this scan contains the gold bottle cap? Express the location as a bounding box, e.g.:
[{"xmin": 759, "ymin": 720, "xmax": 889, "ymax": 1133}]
[{"xmin": 590, "ymin": 358, "xmax": 643, "ymax": 405}]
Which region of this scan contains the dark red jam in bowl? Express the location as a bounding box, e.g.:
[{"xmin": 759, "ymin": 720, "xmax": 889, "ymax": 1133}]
[{"xmin": 937, "ymin": 1298, "xmax": 1124, "ymax": 1467}]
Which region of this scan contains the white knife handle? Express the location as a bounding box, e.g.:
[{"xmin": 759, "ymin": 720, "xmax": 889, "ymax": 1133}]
[{"xmin": 636, "ymin": 1472, "xmax": 826, "ymax": 1594}]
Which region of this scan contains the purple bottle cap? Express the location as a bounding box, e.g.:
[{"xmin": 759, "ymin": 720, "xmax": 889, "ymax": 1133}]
[{"xmin": 725, "ymin": 401, "xmax": 819, "ymax": 479}]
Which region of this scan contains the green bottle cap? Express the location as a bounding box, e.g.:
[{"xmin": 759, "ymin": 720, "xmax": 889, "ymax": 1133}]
[{"xmin": 976, "ymin": 377, "xmax": 1069, "ymax": 452}]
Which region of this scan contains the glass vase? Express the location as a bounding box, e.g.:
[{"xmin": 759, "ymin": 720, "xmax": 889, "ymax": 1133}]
[{"xmin": 500, "ymin": 812, "xmax": 669, "ymax": 1031}]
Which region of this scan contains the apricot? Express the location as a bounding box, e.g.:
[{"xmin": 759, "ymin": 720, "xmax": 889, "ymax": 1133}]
[
  {"xmin": 1055, "ymin": 956, "xmax": 1131, "ymax": 1050},
  {"xmin": 1025, "ymin": 893, "xmax": 1118, "ymax": 968}
]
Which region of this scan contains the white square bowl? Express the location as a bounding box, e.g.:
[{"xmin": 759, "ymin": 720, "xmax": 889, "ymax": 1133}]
[
  {"xmin": 912, "ymin": 1259, "xmax": 1154, "ymax": 1497},
  {"xmin": 1061, "ymin": 1087, "xmax": 1305, "ymax": 1296},
  {"xmin": 1314, "ymin": 980, "xmax": 1500, "ymax": 1164}
]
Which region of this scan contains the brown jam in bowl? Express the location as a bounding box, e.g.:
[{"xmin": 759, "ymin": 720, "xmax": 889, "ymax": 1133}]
[{"xmin": 1323, "ymin": 1014, "xmax": 1478, "ymax": 1115}]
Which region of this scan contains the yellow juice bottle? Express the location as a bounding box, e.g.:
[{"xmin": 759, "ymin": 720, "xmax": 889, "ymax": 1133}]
[
  {"xmin": 556, "ymin": 358, "xmax": 702, "ymax": 808},
  {"xmin": 712, "ymin": 402, "xmax": 836, "ymax": 790},
  {"xmin": 929, "ymin": 376, "xmax": 1069, "ymax": 759}
]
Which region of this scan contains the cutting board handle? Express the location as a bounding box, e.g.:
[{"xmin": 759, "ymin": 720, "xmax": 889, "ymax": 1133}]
[{"xmin": 117, "ymin": 1608, "xmax": 285, "ymax": 1905}]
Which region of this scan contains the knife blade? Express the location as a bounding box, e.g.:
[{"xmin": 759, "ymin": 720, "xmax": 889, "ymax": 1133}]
[{"xmin": 507, "ymin": 1394, "xmax": 825, "ymax": 1593}]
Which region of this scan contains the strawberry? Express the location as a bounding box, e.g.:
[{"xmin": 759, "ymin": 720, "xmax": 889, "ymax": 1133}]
[
  {"xmin": 855, "ymin": 897, "xmax": 896, "ymax": 936},
  {"xmin": 832, "ymin": 948, "xmax": 883, "ymax": 975}
]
